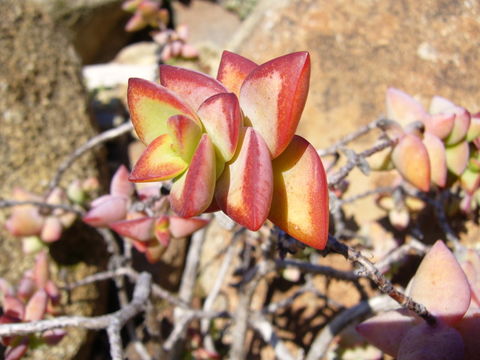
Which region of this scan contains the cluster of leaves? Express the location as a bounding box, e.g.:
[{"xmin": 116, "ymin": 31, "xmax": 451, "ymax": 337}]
[
  {"xmin": 126, "ymin": 50, "xmax": 329, "ymax": 249},
  {"xmin": 5, "ymin": 179, "xmax": 98, "ymax": 253},
  {"xmin": 83, "ymin": 165, "xmax": 209, "ymax": 263},
  {"xmin": 0, "ymin": 252, "xmax": 64, "ymax": 360},
  {"xmin": 122, "ymin": 0, "xmax": 198, "ymax": 61},
  {"xmin": 370, "ymin": 89, "xmax": 480, "ymax": 226},
  {"xmin": 357, "ymin": 241, "xmax": 480, "ymax": 359}
]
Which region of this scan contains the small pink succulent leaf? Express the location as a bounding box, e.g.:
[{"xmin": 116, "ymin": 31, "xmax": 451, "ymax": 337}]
[
  {"xmin": 170, "ymin": 134, "xmax": 217, "ymax": 217},
  {"xmin": 110, "ymin": 217, "xmax": 156, "ymax": 242},
  {"xmin": 367, "ymin": 145, "xmax": 394, "ymax": 171},
  {"xmin": 423, "ymin": 113, "xmax": 455, "ymax": 140},
  {"xmin": 159, "ymin": 65, "xmax": 228, "ymax": 111},
  {"xmin": 392, "ymin": 134, "xmax": 431, "ymax": 192},
  {"xmin": 423, "ymin": 132, "xmax": 447, "ymax": 187},
  {"xmin": 33, "ymin": 251, "xmax": 49, "ymax": 289},
  {"xmin": 3, "ymin": 296, "xmax": 25, "ymax": 320},
  {"xmin": 397, "ymin": 322, "xmax": 464, "ymax": 360},
  {"xmin": 215, "ymin": 128, "xmax": 273, "ymax": 231},
  {"xmin": 386, "ymin": 88, "xmax": 427, "ymax": 127},
  {"xmin": 166, "ymin": 114, "xmax": 202, "ymax": 163},
  {"xmin": 17, "ymin": 276, "xmax": 35, "ymax": 302},
  {"xmin": 129, "ymin": 134, "xmax": 188, "ymax": 182},
  {"xmin": 127, "ymin": 78, "xmax": 199, "ymax": 145},
  {"xmin": 168, "ymin": 215, "xmax": 210, "ymax": 238},
  {"xmin": 445, "ymin": 141, "xmax": 469, "ymax": 176},
  {"xmin": 110, "ymin": 165, "xmax": 135, "ymax": 198},
  {"xmin": 45, "ymin": 280, "xmax": 60, "ymax": 305},
  {"xmin": 40, "ymin": 216, "xmax": 63, "ymax": 243},
  {"xmin": 125, "ymin": 12, "xmax": 147, "ymax": 32},
  {"xmin": 455, "ymin": 308, "xmax": 480, "ymax": 360},
  {"xmin": 24, "ymin": 289, "xmax": 48, "ymax": 321},
  {"xmin": 410, "ymin": 240, "xmax": 471, "ymax": 325},
  {"xmin": 268, "ymin": 135, "xmax": 329, "ymax": 249},
  {"xmin": 429, "ymin": 96, "xmax": 457, "ymax": 114},
  {"xmin": 239, "ymin": 51, "xmax": 311, "ymax": 159},
  {"xmin": 197, "ymin": 92, "xmax": 242, "ymax": 162},
  {"xmin": 356, "ymin": 309, "xmax": 420, "ymax": 357},
  {"xmin": 83, "ymin": 195, "xmax": 128, "ymax": 227},
  {"xmin": 42, "ymin": 329, "xmax": 67, "ymax": 345},
  {"xmin": 4, "ymin": 340, "xmax": 29, "ymax": 360},
  {"xmin": 216, "ymin": 50, "xmax": 258, "ymax": 96},
  {"xmin": 5, "ymin": 205, "xmax": 44, "ymax": 237},
  {"xmin": 467, "ymin": 113, "xmax": 480, "ymax": 142}
]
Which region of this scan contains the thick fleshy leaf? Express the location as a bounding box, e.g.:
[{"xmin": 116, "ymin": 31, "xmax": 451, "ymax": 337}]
[
  {"xmin": 169, "ymin": 216, "xmax": 209, "ymax": 238},
  {"xmin": 166, "ymin": 115, "xmax": 202, "ymax": 163},
  {"xmin": 356, "ymin": 309, "xmax": 419, "ymax": 357},
  {"xmin": 3, "ymin": 296, "xmax": 25, "ymax": 320},
  {"xmin": 445, "ymin": 108, "xmax": 471, "ymax": 146},
  {"xmin": 269, "ymin": 135, "xmax": 329, "ymax": 249},
  {"xmin": 423, "ymin": 132, "xmax": 447, "ymax": 187},
  {"xmin": 216, "ymin": 50, "xmax": 257, "ymax": 96},
  {"xmin": 41, "ymin": 216, "xmax": 63, "ymax": 243},
  {"xmin": 34, "ymin": 251, "xmax": 49, "ymax": 289},
  {"xmin": 127, "ymin": 78, "xmax": 199, "ymax": 144},
  {"xmin": 145, "ymin": 239, "xmax": 168, "ymax": 263},
  {"xmin": 423, "ymin": 113, "xmax": 455, "ymax": 140},
  {"xmin": 445, "ymin": 141, "xmax": 469, "ymax": 176},
  {"xmin": 386, "ymin": 88, "xmax": 427, "ymax": 127},
  {"xmin": 159, "ymin": 65, "xmax": 227, "ymax": 111},
  {"xmin": 25, "ymin": 289, "xmax": 48, "ymax": 321},
  {"xmin": 410, "ymin": 240, "xmax": 471, "ymax": 324},
  {"xmin": 17, "ymin": 275, "xmax": 35, "ymax": 302},
  {"xmin": 397, "ymin": 323, "xmax": 464, "ymax": 360},
  {"xmin": 45, "ymin": 280, "xmax": 60, "ymax": 305},
  {"xmin": 5, "ymin": 341, "xmax": 28, "ymax": 360},
  {"xmin": 197, "ymin": 93, "xmax": 242, "ymax": 162},
  {"xmin": 215, "ymin": 128, "xmax": 273, "ymax": 231},
  {"xmin": 240, "ymin": 52, "xmax": 310, "ymax": 158},
  {"xmin": 83, "ymin": 195, "xmax": 128, "ymax": 227},
  {"xmin": 110, "ymin": 217, "xmax": 156, "ymax": 242},
  {"xmin": 42, "ymin": 329, "xmax": 67, "ymax": 345},
  {"xmin": 129, "ymin": 134, "xmax": 188, "ymax": 182},
  {"xmin": 367, "ymin": 145, "xmax": 394, "ymax": 171},
  {"xmin": 467, "ymin": 113, "xmax": 480, "ymax": 142},
  {"xmin": 392, "ymin": 134, "xmax": 431, "ymax": 192},
  {"xmin": 455, "ymin": 308, "xmax": 480, "ymax": 360},
  {"xmin": 5, "ymin": 205, "xmax": 44, "ymax": 237},
  {"xmin": 429, "ymin": 95, "xmax": 455, "ymax": 114},
  {"xmin": 460, "ymin": 168, "xmax": 480, "ymax": 194},
  {"xmin": 110, "ymin": 165, "xmax": 135, "ymax": 198},
  {"xmin": 170, "ymin": 134, "xmax": 216, "ymax": 217}
]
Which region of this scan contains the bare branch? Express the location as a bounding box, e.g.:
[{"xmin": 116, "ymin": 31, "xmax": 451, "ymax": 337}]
[
  {"xmin": 0, "ymin": 199, "xmax": 84, "ymax": 216},
  {"xmin": 324, "ymin": 236, "xmax": 436, "ymax": 325},
  {"xmin": 48, "ymin": 121, "xmax": 133, "ymax": 192},
  {"xmin": 250, "ymin": 315, "xmax": 296, "ymax": 360},
  {"xmin": 0, "ymin": 272, "xmax": 151, "ymax": 337},
  {"xmin": 305, "ymin": 295, "xmax": 397, "ymax": 360}
]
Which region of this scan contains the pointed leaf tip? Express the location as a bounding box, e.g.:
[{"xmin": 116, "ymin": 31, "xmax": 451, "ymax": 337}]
[
  {"xmin": 110, "ymin": 165, "xmax": 135, "ymax": 198},
  {"xmin": 159, "ymin": 65, "xmax": 227, "ymax": 111},
  {"xmin": 410, "ymin": 240, "xmax": 471, "ymax": 324},
  {"xmin": 127, "ymin": 77, "xmax": 199, "ymax": 144},
  {"xmin": 386, "ymin": 88, "xmax": 426, "ymax": 127},
  {"xmin": 197, "ymin": 92, "xmax": 242, "ymax": 162},
  {"xmin": 217, "ymin": 51, "xmax": 257, "ymax": 96},
  {"xmin": 129, "ymin": 134, "xmax": 188, "ymax": 182},
  {"xmin": 392, "ymin": 134, "xmax": 431, "ymax": 192},
  {"xmin": 240, "ymin": 52, "xmax": 311, "ymax": 158},
  {"xmin": 269, "ymin": 135, "xmax": 329, "ymax": 249}
]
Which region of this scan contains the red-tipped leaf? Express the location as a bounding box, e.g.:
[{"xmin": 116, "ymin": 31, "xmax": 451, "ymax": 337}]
[
  {"xmin": 268, "ymin": 135, "xmax": 329, "ymax": 249},
  {"xmin": 166, "ymin": 114, "xmax": 202, "ymax": 163},
  {"xmin": 215, "ymin": 128, "xmax": 273, "ymax": 230},
  {"xmin": 217, "ymin": 50, "xmax": 257, "ymax": 96},
  {"xmin": 386, "ymin": 88, "xmax": 427, "ymax": 127},
  {"xmin": 240, "ymin": 52, "xmax": 310, "ymax": 158},
  {"xmin": 169, "ymin": 216, "xmax": 210, "ymax": 238}
]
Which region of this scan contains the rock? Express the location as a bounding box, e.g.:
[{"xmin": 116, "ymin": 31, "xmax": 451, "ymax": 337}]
[
  {"xmin": 228, "ymin": 0, "xmax": 480, "ymax": 222},
  {"xmin": 32, "ymin": 0, "xmax": 133, "ymax": 64},
  {"xmin": 0, "ymin": 1, "xmax": 107, "ymax": 359}
]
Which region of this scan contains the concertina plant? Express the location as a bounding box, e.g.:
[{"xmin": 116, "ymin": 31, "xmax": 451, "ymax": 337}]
[{"xmin": 126, "ymin": 51, "xmax": 330, "ymax": 249}]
